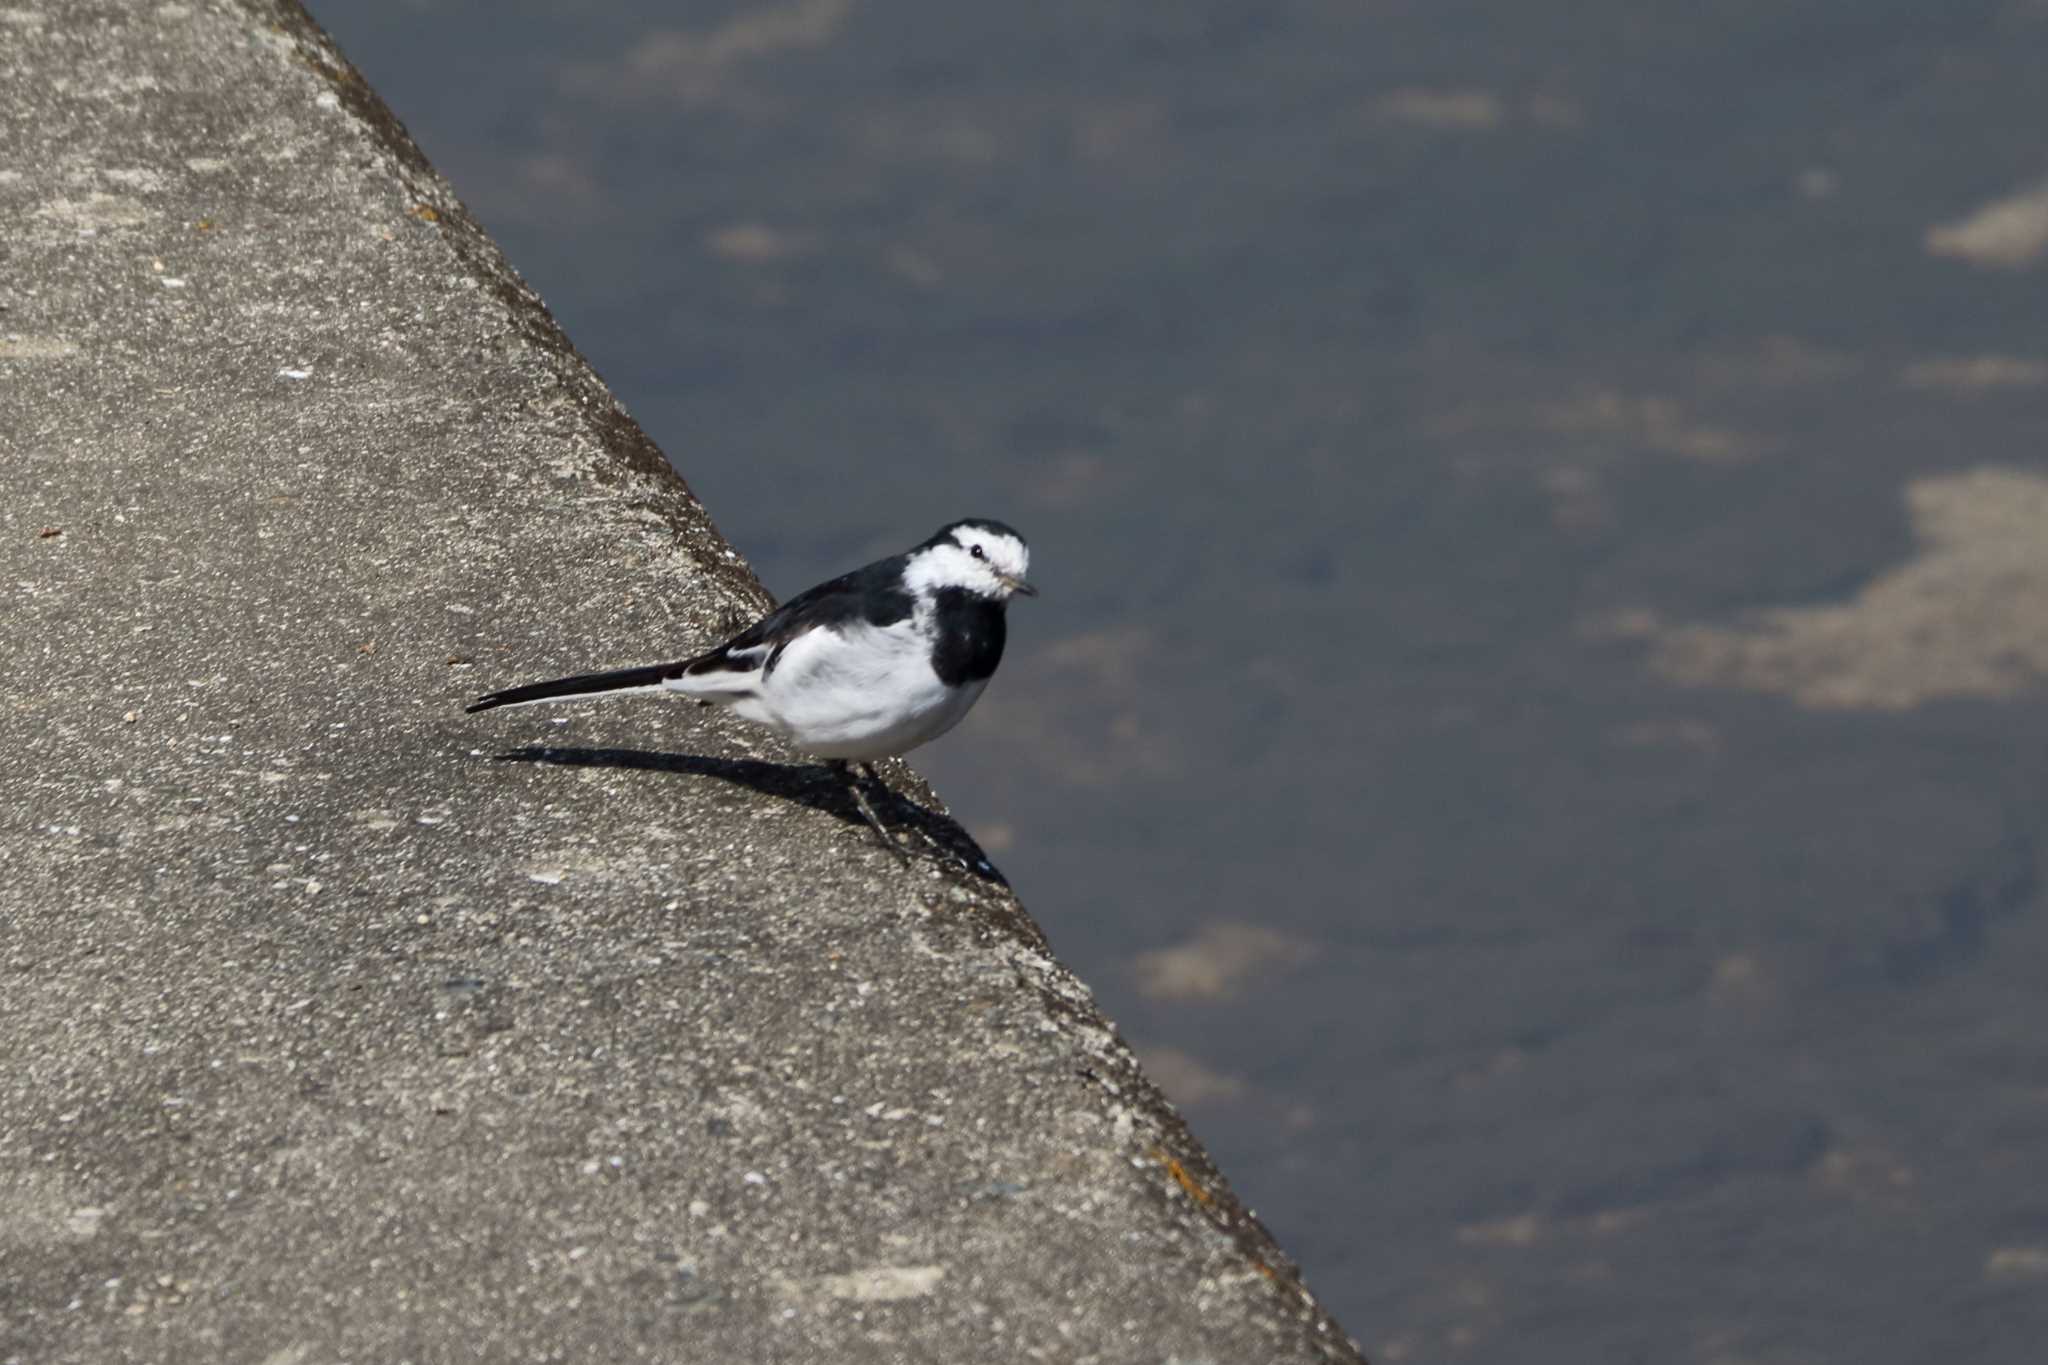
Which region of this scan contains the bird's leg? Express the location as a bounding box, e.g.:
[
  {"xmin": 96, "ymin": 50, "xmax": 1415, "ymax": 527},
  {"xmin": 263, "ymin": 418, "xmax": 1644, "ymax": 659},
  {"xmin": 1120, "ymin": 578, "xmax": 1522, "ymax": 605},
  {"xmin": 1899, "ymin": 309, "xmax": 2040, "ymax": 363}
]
[
  {"xmin": 829, "ymin": 759, "xmax": 911, "ymax": 862},
  {"xmin": 858, "ymin": 762, "xmax": 978, "ymax": 871}
]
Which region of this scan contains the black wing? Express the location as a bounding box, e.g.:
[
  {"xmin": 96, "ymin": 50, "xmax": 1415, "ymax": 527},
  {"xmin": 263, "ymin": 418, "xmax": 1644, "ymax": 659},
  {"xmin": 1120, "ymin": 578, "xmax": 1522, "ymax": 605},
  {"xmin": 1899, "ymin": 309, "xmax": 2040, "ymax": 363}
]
[{"xmin": 681, "ymin": 553, "xmax": 916, "ymax": 679}]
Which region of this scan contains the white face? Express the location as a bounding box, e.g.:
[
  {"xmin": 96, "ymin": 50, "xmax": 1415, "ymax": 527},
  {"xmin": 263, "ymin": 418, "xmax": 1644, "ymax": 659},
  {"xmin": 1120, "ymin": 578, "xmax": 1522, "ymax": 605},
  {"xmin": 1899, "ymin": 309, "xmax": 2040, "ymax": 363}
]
[{"xmin": 907, "ymin": 522, "xmax": 1035, "ymax": 600}]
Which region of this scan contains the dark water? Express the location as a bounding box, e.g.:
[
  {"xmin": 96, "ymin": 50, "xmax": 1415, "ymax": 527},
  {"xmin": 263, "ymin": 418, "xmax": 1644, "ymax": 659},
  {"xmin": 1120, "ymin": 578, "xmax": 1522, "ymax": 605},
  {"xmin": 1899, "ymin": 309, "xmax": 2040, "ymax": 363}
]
[{"xmin": 320, "ymin": 2, "xmax": 2048, "ymax": 1358}]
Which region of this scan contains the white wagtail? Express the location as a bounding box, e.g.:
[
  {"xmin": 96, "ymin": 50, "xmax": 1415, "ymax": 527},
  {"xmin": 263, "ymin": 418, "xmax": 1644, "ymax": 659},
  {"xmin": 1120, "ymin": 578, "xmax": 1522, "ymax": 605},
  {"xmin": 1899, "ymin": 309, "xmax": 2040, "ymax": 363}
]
[{"xmin": 468, "ymin": 519, "xmax": 1035, "ymax": 856}]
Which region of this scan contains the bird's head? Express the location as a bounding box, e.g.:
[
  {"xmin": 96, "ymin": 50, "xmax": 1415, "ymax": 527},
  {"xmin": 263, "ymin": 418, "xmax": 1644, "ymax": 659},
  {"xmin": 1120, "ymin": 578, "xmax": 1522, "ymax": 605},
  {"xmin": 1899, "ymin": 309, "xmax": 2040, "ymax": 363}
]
[{"xmin": 907, "ymin": 519, "xmax": 1036, "ymax": 602}]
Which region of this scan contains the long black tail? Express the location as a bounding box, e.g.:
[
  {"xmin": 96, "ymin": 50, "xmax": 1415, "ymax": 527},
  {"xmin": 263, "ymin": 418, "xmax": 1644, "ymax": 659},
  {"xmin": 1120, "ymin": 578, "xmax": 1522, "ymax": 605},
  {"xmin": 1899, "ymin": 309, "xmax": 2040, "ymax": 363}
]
[{"xmin": 466, "ymin": 659, "xmax": 691, "ymax": 714}]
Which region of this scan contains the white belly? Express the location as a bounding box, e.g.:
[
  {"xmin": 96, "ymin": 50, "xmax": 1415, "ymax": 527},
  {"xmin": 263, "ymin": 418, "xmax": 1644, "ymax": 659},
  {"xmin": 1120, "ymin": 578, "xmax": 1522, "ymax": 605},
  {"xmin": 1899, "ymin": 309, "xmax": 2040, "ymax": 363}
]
[{"xmin": 725, "ymin": 620, "xmax": 990, "ymax": 761}]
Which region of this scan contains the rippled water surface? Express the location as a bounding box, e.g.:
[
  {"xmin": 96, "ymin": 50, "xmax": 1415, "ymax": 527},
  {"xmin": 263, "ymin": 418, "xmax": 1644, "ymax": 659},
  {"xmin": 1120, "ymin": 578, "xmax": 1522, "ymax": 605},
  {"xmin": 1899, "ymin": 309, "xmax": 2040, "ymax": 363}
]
[{"xmin": 321, "ymin": 3, "xmax": 2048, "ymax": 1358}]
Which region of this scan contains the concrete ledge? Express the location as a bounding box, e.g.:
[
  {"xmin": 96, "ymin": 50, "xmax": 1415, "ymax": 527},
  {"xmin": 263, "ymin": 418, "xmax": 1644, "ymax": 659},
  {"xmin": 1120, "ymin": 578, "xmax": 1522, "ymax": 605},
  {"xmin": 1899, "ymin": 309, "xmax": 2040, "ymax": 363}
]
[{"xmin": 0, "ymin": 1, "xmax": 1363, "ymax": 1359}]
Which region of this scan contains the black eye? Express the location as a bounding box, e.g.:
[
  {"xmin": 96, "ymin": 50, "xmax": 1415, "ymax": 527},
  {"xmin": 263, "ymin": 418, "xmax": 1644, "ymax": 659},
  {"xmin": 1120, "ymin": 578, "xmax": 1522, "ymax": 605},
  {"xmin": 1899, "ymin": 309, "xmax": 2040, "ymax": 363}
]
[{"xmin": 969, "ymin": 545, "xmax": 986, "ymax": 560}]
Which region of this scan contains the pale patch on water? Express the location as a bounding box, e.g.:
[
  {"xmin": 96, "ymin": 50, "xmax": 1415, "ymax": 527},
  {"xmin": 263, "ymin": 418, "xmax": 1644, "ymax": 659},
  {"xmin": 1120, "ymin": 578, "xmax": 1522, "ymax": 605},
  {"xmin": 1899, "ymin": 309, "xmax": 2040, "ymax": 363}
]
[
  {"xmin": 1986, "ymin": 1246, "xmax": 2048, "ymax": 1279},
  {"xmin": 561, "ymin": 0, "xmax": 852, "ymax": 105},
  {"xmin": 1373, "ymin": 88, "xmax": 1504, "ymax": 131},
  {"xmin": 1131, "ymin": 1043, "xmax": 1246, "ymax": 1107},
  {"xmin": 1536, "ymin": 389, "xmax": 1767, "ymax": 465},
  {"xmin": 706, "ymin": 222, "xmax": 815, "ymax": 264},
  {"xmin": 1132, "ymin": 920, "xmax": 1312, "ymax": 1003},
  {"xmin": 1925, "ymin": 183, "xmax": 2048, "ymax": 269},
  {"xmin": 1693, "ymin": 336, "xmax": 1861, "ymax": 390},
  {"xmin": 1900, "ymin": 354, "xmax": 2048, "ymax": 393},
  {"xmin": 1369, "ymin": 88, "xmax": 1581, "ymax": 132},
  {"xmin": 1652, "ymin": 467, "xmax": 2048, "ymax": 709}
]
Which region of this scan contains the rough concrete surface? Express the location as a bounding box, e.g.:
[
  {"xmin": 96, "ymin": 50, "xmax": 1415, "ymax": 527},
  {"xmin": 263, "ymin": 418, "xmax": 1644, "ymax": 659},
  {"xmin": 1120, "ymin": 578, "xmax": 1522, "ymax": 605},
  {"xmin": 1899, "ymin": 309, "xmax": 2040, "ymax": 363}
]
[{"xmin": 0, "ymin": 2, "xmax": 1362, "ymax": 1361}]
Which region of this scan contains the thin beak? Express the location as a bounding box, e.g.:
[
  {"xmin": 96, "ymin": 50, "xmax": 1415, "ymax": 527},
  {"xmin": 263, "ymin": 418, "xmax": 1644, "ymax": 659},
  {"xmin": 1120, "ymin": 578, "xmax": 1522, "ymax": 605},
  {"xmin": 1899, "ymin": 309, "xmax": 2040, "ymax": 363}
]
[{"xmin": 1003, "ymin": 573, "xmax": 1039, "ymax": 598}]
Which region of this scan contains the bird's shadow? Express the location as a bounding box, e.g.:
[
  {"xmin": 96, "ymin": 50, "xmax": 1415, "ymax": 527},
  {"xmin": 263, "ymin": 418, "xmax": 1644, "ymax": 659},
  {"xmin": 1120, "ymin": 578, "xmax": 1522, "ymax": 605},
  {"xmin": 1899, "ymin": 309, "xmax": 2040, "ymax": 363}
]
[{"xmin": 491, "ymin": 746, "xmax": 1006, "ymax": 885}]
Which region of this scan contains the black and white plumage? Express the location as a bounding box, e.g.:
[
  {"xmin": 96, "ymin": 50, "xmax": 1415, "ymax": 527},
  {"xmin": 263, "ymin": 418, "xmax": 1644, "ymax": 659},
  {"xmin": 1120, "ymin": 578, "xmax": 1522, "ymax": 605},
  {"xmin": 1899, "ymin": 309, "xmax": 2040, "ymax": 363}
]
[{"xmin": 468, "ymin": 519, "xmax": 1035, "ymax": 854}]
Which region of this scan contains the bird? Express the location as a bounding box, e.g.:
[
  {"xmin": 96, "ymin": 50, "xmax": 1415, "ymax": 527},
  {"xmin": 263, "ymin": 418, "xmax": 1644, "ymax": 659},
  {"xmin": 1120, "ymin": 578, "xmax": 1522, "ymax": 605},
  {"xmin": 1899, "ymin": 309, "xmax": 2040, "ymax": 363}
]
[{"xmin": 467, "ymin": 519, "xmax": 1036, "ymax": 858}]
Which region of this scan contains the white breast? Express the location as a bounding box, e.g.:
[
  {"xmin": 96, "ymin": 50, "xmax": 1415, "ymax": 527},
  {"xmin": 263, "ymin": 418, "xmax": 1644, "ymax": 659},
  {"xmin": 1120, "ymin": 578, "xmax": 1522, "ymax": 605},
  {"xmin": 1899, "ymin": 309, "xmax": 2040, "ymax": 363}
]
[{"xmin": 727, "ymin": 619, "xmax": 988, "ymax": 761}]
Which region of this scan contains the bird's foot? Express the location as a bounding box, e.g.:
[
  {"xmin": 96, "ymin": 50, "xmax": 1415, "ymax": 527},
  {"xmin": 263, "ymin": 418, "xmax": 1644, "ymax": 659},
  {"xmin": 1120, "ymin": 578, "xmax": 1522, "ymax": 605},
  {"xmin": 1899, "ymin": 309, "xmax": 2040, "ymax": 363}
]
[{"xmin": 830, "ymin": 761, "xmax": 980, "ymax": 873}]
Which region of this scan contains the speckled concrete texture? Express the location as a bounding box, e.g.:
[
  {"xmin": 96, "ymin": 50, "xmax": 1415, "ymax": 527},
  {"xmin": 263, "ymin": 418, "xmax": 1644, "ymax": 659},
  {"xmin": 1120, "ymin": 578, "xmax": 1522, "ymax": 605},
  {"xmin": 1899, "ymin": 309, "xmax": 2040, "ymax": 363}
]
[{"xmin": 0, "ymin": 2, "xmax": 1363, "ymax": 1360}]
